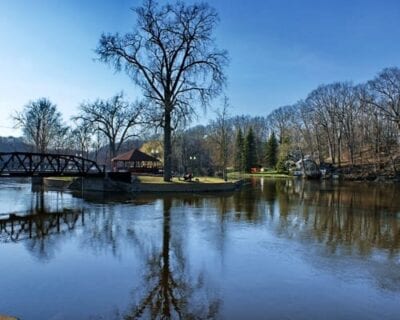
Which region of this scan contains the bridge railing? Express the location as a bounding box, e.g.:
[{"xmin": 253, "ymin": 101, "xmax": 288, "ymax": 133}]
[{"xmin": 0, "ymin": 152, "xmax": 106, "ymax": 177}]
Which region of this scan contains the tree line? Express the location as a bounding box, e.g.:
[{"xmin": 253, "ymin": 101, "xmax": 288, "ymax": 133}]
[
  {"xmin": 12, "ymin": 65, "xmax": 400, "ymax": 176},
  {"xmin": 268, "ymin": 67, "xmax": 400, "ymax": 171},
  {"xmin": 169, "ymin": 66, "xmax": 400, "ymax": 175}
]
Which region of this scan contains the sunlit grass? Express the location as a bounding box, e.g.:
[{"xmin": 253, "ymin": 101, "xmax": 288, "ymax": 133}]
[
  {"xmin": 45, "ymin": 177, "xmax": 75, "ymax": 181},
  {"xmin": 228, "ymin": 171, "xmax": 290, "ymax": 179}
]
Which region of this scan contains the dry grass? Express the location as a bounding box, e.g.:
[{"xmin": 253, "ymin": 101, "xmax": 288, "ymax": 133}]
[
  {"xmin": 228, "ymin": 171, "xmax": 290, "ymax": 179},
  {"xmin": 46, "ymin": 176, "xmax": 75, "ymax": 181}
]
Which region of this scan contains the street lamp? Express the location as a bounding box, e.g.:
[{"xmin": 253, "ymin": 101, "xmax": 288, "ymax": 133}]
[{"xmin": 189, "ymin": 155, "xmax": 197, "ymax": 175}]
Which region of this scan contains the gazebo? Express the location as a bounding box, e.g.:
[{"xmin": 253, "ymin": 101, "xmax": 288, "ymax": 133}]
[{"xmin": 111, "ymin": 149, "xmax": 162, "ymax": 174}]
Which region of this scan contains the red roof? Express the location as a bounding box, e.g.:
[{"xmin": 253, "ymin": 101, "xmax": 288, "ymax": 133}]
[{"xmin": 112, "ymin": 149, "xmax": 160, "ymax": 162}]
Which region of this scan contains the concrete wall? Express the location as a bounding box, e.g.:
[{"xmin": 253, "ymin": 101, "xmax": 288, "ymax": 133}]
[
  {"xmin": 137, "ymin": 182, "xmax": 239, "ymax": 193},
  {"xmin": 69, "ymin": 177, "xmax": 137, "ymax": 193}
]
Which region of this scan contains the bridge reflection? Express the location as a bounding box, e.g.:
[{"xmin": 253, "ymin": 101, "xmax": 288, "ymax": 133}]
[{"xmin": 0, "ymin": 205, "xmax": 84, "ymax": 243}]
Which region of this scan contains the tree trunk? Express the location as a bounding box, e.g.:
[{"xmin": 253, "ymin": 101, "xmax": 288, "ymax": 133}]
[
  {"xmin": 164, "ymin": 110, "xmax": 172, "ymax": 181},
  {"xmin": 315, "ymin": 130, "xmax": 323, "ymax": 164},
  {"xmin": 337, "ymin": 135, "xmax": 342, "ymax": 168},
  {"xmin": 327, "ymin": 134, "xmax": 335, "ymax": 165}
]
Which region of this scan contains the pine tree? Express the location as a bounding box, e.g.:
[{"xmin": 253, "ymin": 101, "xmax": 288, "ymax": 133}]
[
  {"xmin": 244, "ymin": 127, "xmax": 257, "ymax": 173},
  {"xmin": 235, "ymin": 128, "xmax": 244, "ymax": 172},
  {"xmin": 265, "ymin": 132, "xmax": 278, "ymax": 169}
]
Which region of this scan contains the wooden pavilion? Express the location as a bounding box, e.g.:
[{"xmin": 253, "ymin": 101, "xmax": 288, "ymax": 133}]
[{"xmin": 111, "ymin": 149, "xmax": 162, "ymax": 174}]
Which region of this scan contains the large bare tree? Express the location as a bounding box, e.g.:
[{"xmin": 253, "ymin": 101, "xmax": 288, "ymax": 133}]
[
  {"xmin": 14, "ymin": 98, "xmax": 67, "ymax": 153},
  {"xmin": 73, "ymin": 93, "xmax": 144, "ymax": 164},
  {"xmin": 96, "ymin": 0, "xmax": 228, "ymax": 181}
]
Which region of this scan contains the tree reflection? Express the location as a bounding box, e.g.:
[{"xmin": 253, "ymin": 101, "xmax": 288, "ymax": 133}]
[
  {"xmin": 201, "ymin": 178, "xmax": 400, "ymax": 256},
  {"xmin": 125, "ymin": 198, "xmax": 220, "ymax": 319},
  {"xmin": 277, "ymin": 179, "xmax": 400, "ymax": 256}
]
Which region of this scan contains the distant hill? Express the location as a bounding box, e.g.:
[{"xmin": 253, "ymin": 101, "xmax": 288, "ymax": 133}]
[{"xmin": 0, "ymin": 136, "xmax": 31, "ymax": 152}]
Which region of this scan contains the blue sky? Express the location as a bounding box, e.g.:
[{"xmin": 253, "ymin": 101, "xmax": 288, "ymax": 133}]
[{"xmin": 1, "ymin": 0, "xmax": 400, "ymax": 136}]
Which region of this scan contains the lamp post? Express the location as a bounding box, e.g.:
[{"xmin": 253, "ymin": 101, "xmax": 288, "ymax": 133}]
[
  {"xmin": 151, "ymin": 148, "xmax": 160, "ymax": 171},
  {"xmin": 189, "ymin": 155, "xmax": 197, "ymax": 175}
]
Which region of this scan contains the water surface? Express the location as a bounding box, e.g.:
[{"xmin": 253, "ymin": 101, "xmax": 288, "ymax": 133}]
[{"xmin": 0, "ymin": 178, "xmax": 399, "ymax": 319}]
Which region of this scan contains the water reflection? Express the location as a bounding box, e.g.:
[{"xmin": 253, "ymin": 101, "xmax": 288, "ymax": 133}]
[
  {"xmin": 197, "ymin": 179, "xmax": 400, "ymax": 256},
  {"xmin": 0, "ymin": 189, "xmax": 84, "ymax": 261},
  {"xmin": 125, "ymin": 198, "xmax": 219, "ymax": 319},
  {"xmin": 0, "ymin": 179, "xmax": 400, "ymax": 319},
  {"xmin": 1, "ymin": 179, "xmax": 399, "ymax": 267}
]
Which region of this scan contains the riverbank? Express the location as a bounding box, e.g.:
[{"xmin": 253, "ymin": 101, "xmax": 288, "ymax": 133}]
[
  {"xmin": 0, "ymin": 315, "xmax": 18, "ymax": 320},
  {"xmin": 44, "ymin": 177, "xmax": 74, "ymax": 188},
  {"xmin": 62, "ymin": 175, "xmax": 244, "ymax": 193},
  {"xmin": 336, "ymin": 168, "xmax": 400, "ymax": 182},
  {"xmin": 229, "ymin": 165, "xmax": 400, "ymax": 182}
]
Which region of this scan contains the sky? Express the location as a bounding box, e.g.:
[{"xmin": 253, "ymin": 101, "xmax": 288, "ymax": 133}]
[{"xmin": 1, "ymin": 0, "xmax": 400, "ymax": 137}]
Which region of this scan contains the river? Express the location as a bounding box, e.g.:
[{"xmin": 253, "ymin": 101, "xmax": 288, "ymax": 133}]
[{"xmin": 0, "ymin": 178, "xmax": 399, "ymax": 319}]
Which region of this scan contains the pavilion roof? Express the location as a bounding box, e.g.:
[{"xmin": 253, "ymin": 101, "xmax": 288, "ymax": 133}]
[{"xmin": 111, "ymin": 149, "xmax": 160, "ymax": 162}]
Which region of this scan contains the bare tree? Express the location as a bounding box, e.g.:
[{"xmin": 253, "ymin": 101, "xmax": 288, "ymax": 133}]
[
  {"xmin": 367, "ymin": 67, "xmax": 400, "ymax": 131},
  {"xmin": 96, "ymin": 0, "xmax": 228, "ymax": 181},
  {"xmin": 14, "ymin": 98, "xmax": 67, "ymax": 153},
  {"xmin": 335, "ymin": 83, "xmax": 360, "ymax": 166},
  {"xmin": 267, "ymin": 106, "xmax": 295, "ymax": 144},
  {"xmin": 306, "ymin": 85, "xmax": 341, "ymax": 165},
  {"xmin": 73, "ymin": 93, "xmax": 144, "ymax": 164},
  {"xmin": 209, "ymin": 97, "xmax": 232, "ymax": 181},
  {"xmin": 69, "ymin": 119, "xmax": 93, "ymax": 159}
]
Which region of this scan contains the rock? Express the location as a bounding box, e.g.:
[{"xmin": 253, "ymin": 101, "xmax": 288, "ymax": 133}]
[{"xmin": 296, "ymin": 159, "xmax": 320, "ymax": 179}]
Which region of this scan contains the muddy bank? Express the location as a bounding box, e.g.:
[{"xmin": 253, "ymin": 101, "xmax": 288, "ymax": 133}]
[{"xmin": 324, "ymin": 164, "xmax": 400, "ymax": 182}]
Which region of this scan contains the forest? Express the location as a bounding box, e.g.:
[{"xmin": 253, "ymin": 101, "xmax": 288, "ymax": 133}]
[{"xmin": 171, "ymin": 66, "xmax": 400, "ymax": 177}]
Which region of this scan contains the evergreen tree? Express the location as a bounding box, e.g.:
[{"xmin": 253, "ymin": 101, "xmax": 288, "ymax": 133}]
[
  {"xmin": 265, "ymin": 132, "xmax": 278, "ymax": 169},
  {"xmin": 244, "ymin": 127, "xmax": 257, "ymax": 172},
  {"xmin": 235, "ymin": 128, "xmax": 245, "ymax": 171}
]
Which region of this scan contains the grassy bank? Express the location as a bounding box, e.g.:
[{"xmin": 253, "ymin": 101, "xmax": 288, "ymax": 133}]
[
  {"xmin": 137, "ymin": 175, "xmax": 233, "ymax": 184},
  {"xmin": 228, "ymin": 170, "xmax": 290, "ymax": 179},
  {"xmin": 45, "ymin": 176, "xmax": 75, "ymax": 181}
]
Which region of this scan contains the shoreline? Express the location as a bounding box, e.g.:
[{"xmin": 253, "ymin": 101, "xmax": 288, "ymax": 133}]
[{"xmin": 60, "ymin": 176, "xmax": 245, "ymax": 193}]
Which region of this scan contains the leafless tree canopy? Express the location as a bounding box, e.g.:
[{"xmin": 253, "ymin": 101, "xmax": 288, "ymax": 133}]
[
  {"xmin": 69, "ymin": 119, "xmax": 93, "ymax": 159},
  {"xmin": 367, "ymin": 67, "xmax": 400, "ymax": 130},
  {"xmin": 73, "ymin": 93, "xmax": 145, "ymax": 162},
  {"xmin": 13, "ymin": 98, "xmax": 67, "ymax": 153},
  {"xmin": 208, "ymin": 97, "xmax": 232, "ymax": 180},
  {"xmin": 96, "ymin": 0, "xmax": 228, "ymax": 180}
]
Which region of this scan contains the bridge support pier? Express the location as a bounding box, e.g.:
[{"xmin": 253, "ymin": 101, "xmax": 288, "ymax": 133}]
[
  {"xmin": 31, "ymin": 176, "xmax": 44, "ymax": 186},
  {"xmin": 32, "ymin": 176, "xmax": 44, "ymax": 185}
]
